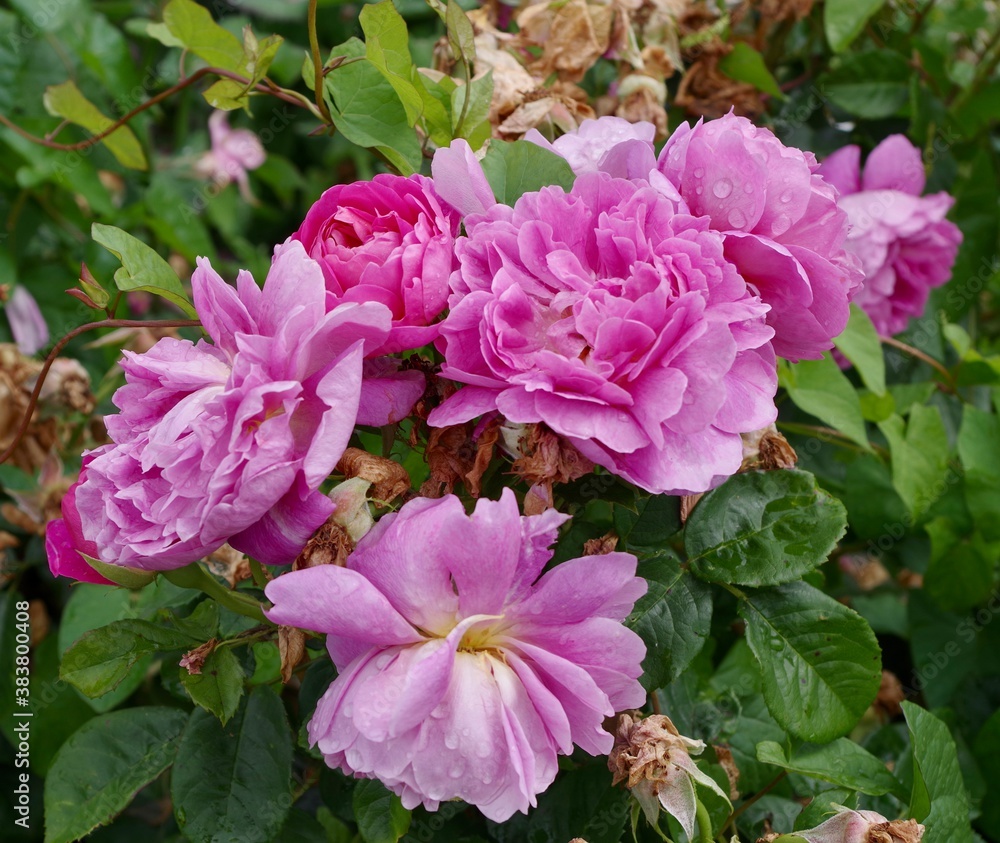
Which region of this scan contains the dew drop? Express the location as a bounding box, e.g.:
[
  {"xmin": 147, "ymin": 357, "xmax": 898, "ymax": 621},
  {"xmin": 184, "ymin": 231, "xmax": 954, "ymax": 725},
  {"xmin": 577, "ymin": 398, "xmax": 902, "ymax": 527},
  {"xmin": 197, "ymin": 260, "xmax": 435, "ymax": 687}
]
[
  {"xmin": 743, "ymin": 182, "xmax": 754, "ymax": 194},
  {"xmin": 695, "ymin": 186, "xmax": 703, "ymax": 195},
  {"xmin": 728, "ymin": 208, "xmax": 747, "ymax": 228},
  {"xmin": 712, "ymin": 179, "xmax": 733, "ymax": 199},
  {"xmin": 771, "ymin": 214, "xmax": 792, "ymax": 236},
  {"xmin": 779, "ymin": 190, "xmax": 793, "ymax": 204},
  {"xmin": 693, "ymin": 167, "xmax": 705, "ymax": 178},
  {"xmin": 444, "ymin": 734, "xmax": 459, "ymax": 750},
  {"xmin": 475, "ymin": 743, "xmax": 492, "ymax": 759},
  {"xmin": 449, "ymin": 763, "xmax": 464, "ymax": 778}
]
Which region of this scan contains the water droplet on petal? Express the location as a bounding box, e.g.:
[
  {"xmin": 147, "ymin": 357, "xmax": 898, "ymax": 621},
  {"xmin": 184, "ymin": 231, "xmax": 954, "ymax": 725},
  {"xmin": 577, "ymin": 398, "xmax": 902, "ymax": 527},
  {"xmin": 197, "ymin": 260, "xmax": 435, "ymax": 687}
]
[
  {"xmin": 771, "ymin": 214, "xmax": 792, "ymax": 236},
  {"xmin": 780, "ymin": 191, "xmax": 793, "ymax": 203},
  {"xmin": 743, "ymin": 182, "xmax": 754, "ymax": 194},
  {"xmin": 475, "ymin": 743, "xmax": 492, "ymax": 759},
  {"xmin": 728, "ymin": 209, "xmax": 747, "ymax": 228},
  {"xmin": 444, "ymin": 734, "xmax": 459, "ymax": 750},
  {"xmin": 713, "ymin": 179, "xmax": 733, "ymax": 199},
  {"xmin": 693, "ymin": 167, "xmax": 705, "ymax": 178},
  {"xmin": 695, "ymin": 186, "xmax": 703, "ymax": 195},
  {"xmin": 449, "ymin": 763, "xmax": 464, "ymax": 778}
]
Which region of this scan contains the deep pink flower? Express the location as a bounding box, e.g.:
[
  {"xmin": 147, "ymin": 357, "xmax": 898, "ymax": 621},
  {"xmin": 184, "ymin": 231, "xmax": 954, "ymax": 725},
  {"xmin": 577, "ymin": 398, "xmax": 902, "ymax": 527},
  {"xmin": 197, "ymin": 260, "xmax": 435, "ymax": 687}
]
[
  {"xmin": 46, "ymin": 460, "xmax": 114, "ymax": 585},
  {"xmin": 428, "ymin": 172, "xmax": 777, "ymax": 495},
  {"xmin": 73, "ymin": 241, "xmax": 394, "ymax": 569},
  {"xmin": 818, "ymin": 135, "xmax": 962, "ymax": 337},
  {"xmin": 264, "ymin": 490, "xmax": 647, "ymax": 821},
  {"xmin": 525, "ymin": 117, "xmax": 657, "ymax": 179},
  {"xmin": 656, "ymin": 112, "xmax": 864, "ymax": 361},
  {"xmin": 291, "ymin": 174, "xmax": 461, "ymax": 355}
]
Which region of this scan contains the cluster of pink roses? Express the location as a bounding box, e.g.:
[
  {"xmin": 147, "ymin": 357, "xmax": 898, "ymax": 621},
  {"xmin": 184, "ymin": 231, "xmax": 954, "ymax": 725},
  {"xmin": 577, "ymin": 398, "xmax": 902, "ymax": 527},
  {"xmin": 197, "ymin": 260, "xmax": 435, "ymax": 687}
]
[{"xmin": 43, "ymin": 112, "xmax": 961, "ymax": 820}]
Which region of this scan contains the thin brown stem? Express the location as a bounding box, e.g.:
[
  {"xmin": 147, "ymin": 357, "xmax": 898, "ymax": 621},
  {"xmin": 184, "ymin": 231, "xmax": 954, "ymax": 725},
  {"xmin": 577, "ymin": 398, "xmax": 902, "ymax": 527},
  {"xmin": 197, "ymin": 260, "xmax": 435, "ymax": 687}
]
[
  {"xmin": 308, "ymin": 0, "xmax": 333, "ymax": 124},
  {"xmin": 0, "ymin": 318, "xmax": 200, "ymax": 466},
  {"xmin": 880, "ymin": 335, "xmax": 956, "ymax": 393},
  {"xmin": 0, "ymin": 67, "xmax": 312, "ymax": 154},
  {"xmin": 726, "ymin": 771, "xmax": 787, "ymax": 826}
]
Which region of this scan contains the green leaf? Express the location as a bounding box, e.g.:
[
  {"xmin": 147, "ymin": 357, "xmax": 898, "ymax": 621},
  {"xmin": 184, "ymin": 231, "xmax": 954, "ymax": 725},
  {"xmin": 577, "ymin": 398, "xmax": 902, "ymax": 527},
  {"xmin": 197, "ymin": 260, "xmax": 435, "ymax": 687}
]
[
  {"xmin": 739, "ymin": 581, "xmax": 882, "ymax": 743},
  {"xmin": 779, "ymin": 355, "xmax": 870, "ymax": 449},
  {"xmin": 756, "ymin": 739, "xmax": 902, "ymax": 796},
  {"xmin": 91, "ymin": 224, "xmax": 197, "ymax": 318},
  {"xmin": 626, "ymin": 552, "xmax": 712, "ymax": 690},
  {"xmin": 686, "ymin": 470, "xmax": 847, "ymax": 587},
  {"xmin": 42, "ymin": 81, "xmax": 146, "ymax": 170},
  {"xmin": 958, "ymin": 406, "xmax": 1000, "ymax": 541},
  {"xmin": 834, "ymin": 305, "xmax": 887, "ymax": 395},
  {"xmin": 824, "ymin": 0, "xmax": 887, "ymax": 52},
  {"xmin": 162, "ymin": 0, "xmax": 245, "ymax": 72},
  {"xmin": 324, "ymin": 39, "xmax": 422, "ymax": 175},
  {"xmin": 80, "ymin": 553, "xmax": 157, "ymax": 589},
  {"xmin": 973, "ymin": 709, "xmax": 1000, "ymax": 840},
  {"xmin": 453, "ymin": 71, "xmax": 493, "ymax": 144},
  {"xmin": 60, "ymin": 620, "xmax": 199, "ymax": 699},
  {"xmin": 353, "ymin": 779, "xmax": 411, "ymax": 843},
  {"xmin": 822, "ymin": 50, "xmax": 910, "ymax": 118},
  {"xmin": 718, "ymin": 43, "xmax": 784, "ymax": 98},
  {"xmin": 445, "ymin": 0, "xmax": 476, "ymax": 64},
  {"xmin": 878, "ymin": 405, "xmax": 950, "ymax": 521},
  {"xmin": 613, "ymin": 494, "xmax": 681, "ymax": 550},
  {"xmin": 923, "ymin": 518, "xmax": 995, "ymax": 612},
  {"xmin": 172, "ymin": 685, "xmax": 294, "ymax": 843},
  {"xmin": 181, "ymin": 646, "xmax": 245, "ymax": 725},
  {"xmin": 480, "ymin": 140, "xmax": 576, "ymax": 205},
  {"xmin": 902, "ymin": 702, "xmax": 974, "ymax": 843},
  {"xmin": 43, "ymin": 707, "xmax": 188, "ymax": 843},
  {"xmin": 361, "ymin": 1, "xmax": 423, "ymax": 126}
]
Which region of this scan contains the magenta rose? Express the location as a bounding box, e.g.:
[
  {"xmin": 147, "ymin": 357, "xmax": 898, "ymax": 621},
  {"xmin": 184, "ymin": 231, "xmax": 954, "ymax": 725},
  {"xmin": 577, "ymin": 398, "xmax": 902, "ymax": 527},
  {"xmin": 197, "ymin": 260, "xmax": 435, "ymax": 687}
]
[
  {"xmin": 73, "ymin": 241, "xmax": 395, "ymax": 570},
  {"xmin": 265, "ymin": 490, "xmax": 646, "ymax": 821},
  {"xmin": 428, "ymin": 172, "xmax": 778, "ymax": 495},
  {"xmin": 818, "ymin": 134, "xmax": 962, "ymax": 337},
  {"xmin": 291, "ymin": 174, "xmax": 462, "ymax": 355},
  {"xmin": 656, "ymin": 111, "xmax": 865, "ymax": 361},
  {"xmin": 45, "ymin": 458, "xmax": 114, "ymax": 585}
]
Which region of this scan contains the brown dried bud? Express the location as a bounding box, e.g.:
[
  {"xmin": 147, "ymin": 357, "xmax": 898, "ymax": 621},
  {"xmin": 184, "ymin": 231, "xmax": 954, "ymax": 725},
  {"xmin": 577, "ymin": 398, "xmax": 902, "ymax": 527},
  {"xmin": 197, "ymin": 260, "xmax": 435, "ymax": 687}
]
[
  {"xmin": 615, "ymin": 75, "xmax": 669, "ymax": 141},
  {"xmin": 206, "ymin": 544, "xmax": 252, "ymax": 588},
  {"xmin": 583, "ymin": 532, "xmax": 619, "ymax": 556},
  {"xmin": 279, "ymin": 625, "xmax": 308, "ymax": 683},
  {"xmin": 839, "ymin": 554, "xmax": 891, "ymax": 591},
  {"xmin": 38, "ymin": 358, "xmax": 95, "ymax": 414},
  {"xmin": 28, "ymin": 600, "xmax": 50, "ymax": 647},
  {"xmin": 712, "ymin": 744, "xmax": 741, "ymax": 801},
  {"xmin": 517, "ymin": 0, "xmax": 613, "ymax": 83},
  {"xmin": 420, "ymin": 419, "xmax": 499, "ymax": 499},
  {"xmin": 295, "ymin": 516, "xmax": 354, "ymax": 570},
  {"xmin": 875, "ymin": 670, "xmax": 905, "ymax": 719},
  {"xmin": 337, "ymin": 448, "xmax": 411, "ymax": 506},
  {"xmin": 757, "ymin": 809, "xmax": 924, "ymax": 843},
  {"xmin": 679, "ymin": 492, "xmax": 704, "ymax": 524},
  {"xmin": 510, "ymin": 424, "xmax": 594, "ymax": 487},
  {"xmin": 740, "ymin": 424, "xmax": 797, "ymax": 472},
  {"xmin": 180, "ymin": 639, "xmax": 218, "ymax": 675}
]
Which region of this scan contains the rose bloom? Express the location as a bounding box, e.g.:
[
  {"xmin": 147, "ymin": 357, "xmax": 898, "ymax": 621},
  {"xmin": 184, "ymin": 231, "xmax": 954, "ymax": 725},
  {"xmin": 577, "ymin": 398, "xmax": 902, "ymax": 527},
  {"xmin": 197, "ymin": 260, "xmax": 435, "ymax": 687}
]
[
  {"xmin": 264, "ymin": 490, "xmax": 647, "ymax": 821},
  {"xmin": 818, "ymin": 134, "xmax": 962, "ymax": 337},
  {"xmin": 195, "ymin": 111, "xmax": 266, "ymax": 201},
  {"xmin": 656, "ymin": 111, "xmax": 864, "ymax": 361},
  {"xmin": 759, "ymin": 808, "xmax": 924, "ymax": 843},
  {"xmin": 290, "ymin": 174, "xmax": 462, "ymax": 355},
  {"xmin": 45, "ymin": 458, "xmax": 114, "ymax": 585},
  {"xmin": 69, "ymin": 241, "xmax": 395, "ymax": 570},
  {"xmin": 427, "ymin": 171, "xmax": 778, "ymax": 496}
]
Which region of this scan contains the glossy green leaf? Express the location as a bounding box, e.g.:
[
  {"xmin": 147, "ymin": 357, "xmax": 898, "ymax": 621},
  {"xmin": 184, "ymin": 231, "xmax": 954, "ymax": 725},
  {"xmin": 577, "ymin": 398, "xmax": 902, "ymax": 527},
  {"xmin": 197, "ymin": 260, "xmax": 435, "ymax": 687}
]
[
  {"xmin": 822, "ymin": 50, "xmax": 910, "ymax": 117},
  {"xmin": 739, "ymin": 581, "xmax": 882, "ymax": 743},
  {"xmin": 924, "ymin": 518, "xmax": 995, "ymax": 611},
  {"xmin": 834, "ymin": 305, "xmax": 887, "ymax": 395},
  {"xmin": 779, "ymin": 355, "xmax": 870, "ymax": 449},
  {"xmin": 172, "ymin": 686, "xmax": 293, "ymax": 843},
  {"xmin": 686, "ymin": 470, "xmax": 847, "ymax": 587},
  {"xmin": 42, "ymin": 81, "xmax": 146, "ymax": 170},
  {"xmin": 324, "ymin": 40, "xmax": 422, "ymax": 176},
  {"xmin": 902, "ymin": 702, "xmax": 974, "ymax": 843},
  {"xmin": 718, "ymin": 42, "xmax": 784, "ymax": 98},
  {"xmin": 614, "ymin": 494, "xmax": 681, "ymax": 550},
  {"xmin": 91, "ymin": 223, "xmax": 197, "ymax": 318},
  {"xmin": 973, "ymin": 709, "xmax": 1000, "ymax": 839},
  {"xmin": 627, "ymin": 552, "xmax": 712, "ymax": 690},
  {"xmin": 480, "ymin": 140, "xmax": 576, "ymax": 205},
  {"xmin": 161, "ymin": 0, "xmax": 245, "ymax": 72},
  {"xmin": 353, "ymin": 779, "xmax": 411, "ymax": 843},
  {"xmin": 756, "ymin": 739, "xmax": 902, "ymax": 796},
  {"xmin": 60, "ymin": 620, "xmax": 198, "ymax": 699},
  {"xmin": 180, "ymin": 645, "xmax": 245, "ymax": 725},
  {"xmin": 44, "ymin": 707, "xmax": 188, "ymax": 843},
  {"xmin": 824, "ymin": 0, "xmax": 887, "ymax": 52},
  {"xmin": 878, "ymin": 405, "xmax": 950, "ymax": 521},
  {"xmin": 445, "ymin": 0, "xmax": 476, "ymax": 64},
  {"xmin": 361, "ymin": 1, "xmax": 422, "ymax": 127}
]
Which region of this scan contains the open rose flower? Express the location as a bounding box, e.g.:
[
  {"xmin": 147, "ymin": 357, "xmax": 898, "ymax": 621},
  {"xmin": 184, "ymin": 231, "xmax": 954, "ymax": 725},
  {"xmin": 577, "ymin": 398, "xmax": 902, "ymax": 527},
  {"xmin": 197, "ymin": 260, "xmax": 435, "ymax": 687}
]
[
  {"xmin": 428, "ymin": 172, "xmax": 777, "ymax": 495},
  {"xmin": 264, "ymin": 490, "xmax": 647, "ymax": 821},
  {"xmin": 656, "ymin": 111, "xmax": 864, "ymax": 361},
  {"xmin": 45, "ymin": 458, "xmax": 114, "ymax": 585},
  {"xmin": 525, "ymin": 116, "xmax": 658, "ymax": 179},
  {"xmin": 818, "ymin": 135, "xmax": 962, "ymax": 338},
  {"xmin": 195, "ymin": 111, "xmax": 266, "ymax": 201},
  {"xmin": 70, "ymin": 241, "xmax": 394, "ymax": 570},
  {"xmin": 291, "ymin": 174, "xmax": 461, "ymax": 355}
]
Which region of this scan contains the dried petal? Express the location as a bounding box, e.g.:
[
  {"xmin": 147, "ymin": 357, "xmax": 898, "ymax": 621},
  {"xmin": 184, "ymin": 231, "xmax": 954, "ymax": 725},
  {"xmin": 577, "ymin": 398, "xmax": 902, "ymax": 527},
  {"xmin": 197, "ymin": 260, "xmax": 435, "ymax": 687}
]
[
  {"xmin": 279, "ymin": 625, "xmax": 307, "ymax": 683},
  {"xmin": 336, "ymin": 448, "xmax": 411, "ymax": 506}
]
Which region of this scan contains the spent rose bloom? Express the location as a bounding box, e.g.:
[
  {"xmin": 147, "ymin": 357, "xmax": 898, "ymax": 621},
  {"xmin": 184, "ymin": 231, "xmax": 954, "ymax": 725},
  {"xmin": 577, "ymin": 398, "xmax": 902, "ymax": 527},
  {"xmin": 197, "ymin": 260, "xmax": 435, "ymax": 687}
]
[
  {"xmin": 428, "ymin": 172, "xmax": 778, "ymax": 495},
  {"xmin": 818, "ymin": 135, "xmax": 962, "ymax": 338},
  {"xmin": 264, "ymin": 490, "xmax": 647, "ymax": 821},
  {"xmin": 72, "ymin": 241, "xmax": 395, "ymax": 570},
  {"xmin": 195, "ymin": 111, "xmax": 265, "ymax": 201},
  {"xmin": 656, "ymin": 111, "xmax": 864, "ymax": 361},
  {"xmin": 290, "ymin": 174, "xmax": 462, "ymax": 355},
  {"xmin": 758, "ymin": 808, "xmax": 924, "ymax": 843}
]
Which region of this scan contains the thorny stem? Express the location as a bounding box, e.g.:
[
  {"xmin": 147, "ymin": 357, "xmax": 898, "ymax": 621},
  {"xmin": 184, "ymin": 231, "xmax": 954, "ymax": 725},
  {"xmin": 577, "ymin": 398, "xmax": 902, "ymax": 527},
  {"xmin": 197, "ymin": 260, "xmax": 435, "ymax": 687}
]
[
  {"xmin": 880, "ymin": 335, "xmax": 956, "ymax": 393},
  {"xmin": 0, "ymin": 318, "xmax": 200, "ymax": 467},
  {"xmin": 0, "ymin": 67, "xmax": 318, "ymax": 153},
  {"xmin": 308, "ymin": 0, "xmax": 333, "ymax": 125}
]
